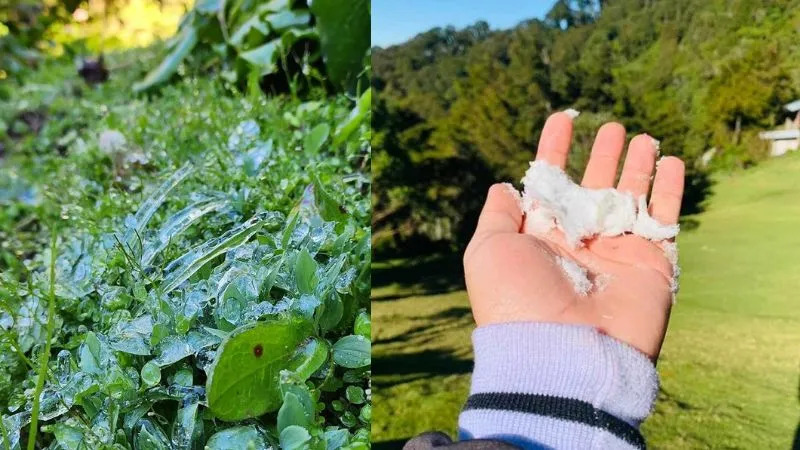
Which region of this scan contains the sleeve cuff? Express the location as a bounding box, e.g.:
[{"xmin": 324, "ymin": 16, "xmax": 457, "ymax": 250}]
[{"xmin": 458, "ymin": 322, "xmax": 658, "ymax": 449}]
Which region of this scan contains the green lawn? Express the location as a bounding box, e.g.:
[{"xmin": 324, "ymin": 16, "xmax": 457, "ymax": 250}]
[{"xmin": 372, "ymin": 153, "xmax": 800, "ymax": 449}]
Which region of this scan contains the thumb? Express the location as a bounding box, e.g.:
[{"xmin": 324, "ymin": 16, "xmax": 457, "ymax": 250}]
[{"xmin": 473, "ymin": 183, "xmax": 523, "ymax": 237}]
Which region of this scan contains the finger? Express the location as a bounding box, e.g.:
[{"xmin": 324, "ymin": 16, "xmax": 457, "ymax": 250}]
[
  {"xmin": 535, "ymin": 112, "xmax": 574, "ymax": 169},
  {"xmin": 581, "ymin": 122, "xmax": 626, "ymax": 188},
  {"xmin": 473, "ymin": 184, "xmax": 523, "ymax": 236},
  {"xmin": 617, "ymin": 134, "xmax": 657, "ymax": 198},
  {"xmin": 649, "ymin": 156, "xmax": 685, "ymax": 224}
]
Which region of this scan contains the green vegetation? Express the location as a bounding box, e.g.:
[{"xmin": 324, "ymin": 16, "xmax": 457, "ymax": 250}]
[
  {"xmin": 372, "ymin": 151, "xmax": 800, "ymax": 448},
  {"xmin": 135, "ymin": 0, "xmax": 370, "ymax": 93},
  {"xmin": 0, "ymin": 15, "xmax": 371, "ymax": 449},
  {"xmin": 372, "ymin": 0, "xmax": 800, "ymax": 255}
]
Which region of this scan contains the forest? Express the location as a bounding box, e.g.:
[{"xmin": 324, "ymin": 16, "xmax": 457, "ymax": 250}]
[{"xmin": 372, "ymin": 0, "xmax": 800, "ymax": 256}]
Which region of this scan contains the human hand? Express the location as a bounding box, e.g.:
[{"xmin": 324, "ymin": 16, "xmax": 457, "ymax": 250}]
[{"xmin": 463, "ymin": 112, "xmax": 685, "ymax": 361}]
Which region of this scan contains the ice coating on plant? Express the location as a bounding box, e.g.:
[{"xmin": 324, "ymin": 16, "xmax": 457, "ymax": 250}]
[
  {"xmin": 161, "ymin": 212, "xmax": 268, "ymax": 294},
  {"xmin": 98, "ymin": 129, "xmax": 127, "ymax": 153},
  {"xmin": 140, "ymin": 198, "xmax": 229, "ymax": 266},
  {"xmin": 556, "ymin": 256, "xmax": 592, "ymax": 296}
]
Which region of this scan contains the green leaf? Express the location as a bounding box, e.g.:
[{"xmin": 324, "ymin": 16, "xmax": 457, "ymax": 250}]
[
  {"xmin": 195, "ymin": 0, "xmax": 224, "ymax": 13},
  {"xmin": 345, "ymin": 386, "xmax": 365, "ymax": 404},
  {"xmin": 277, "ymin": 392, "xmax": 309, "ymax": 432},
  {"xmin": 161, "ymin": 212, "xmax": 266, "ymax": 294},
  {"xmin": 133, "ymin": 26, "xmax": 199, "ymax": 92},
  {"xmin": 310, "ymin": 0, "xmax": 370, "ymax": 91},
  {"xmin": 280, "ymin": 27, "xmax": 319, "ymax": 50},
  {"xmin": 291, "ymin": 336, "xmax": 328, "ymax": 380},
  {"xmin": 150, "ymin": 323, "xmax": 169, "ymax": 347},
  {"xmin": 353, "ymin": 310, "xmax": 370, "ymax": 338},
  {"xmin": 312, "ymin": 175, "xmax": 346, "ymax": 222},
  {"xmin": 229, "ymin": 15, "xmax": 269, "ymax": 48},
  {"xmin": 206, "ymin": 316, "xmax": 321, "ymax": 421},
  {"xmin": 294, "ymin": 248, "xmax": 319, "ymax": 295},
  {"xmin": 78, "ymin": 332, "xmax": 103, "ymax": 375},
  {"xmin": 265, "ymin": 9, "xmax": 310, "ymax": 32},
  {"xmin": 205, "ymin": 426, "xmax": 270, "ymax": 450},
  {"xmin": 304, "ymin": 123, "xmax": 330, "ymax": 155},
  {"xmin": 171, "ymin": 400, "xmax": 200, "ymax": 449},
  {"xmin": 324, "ymin": 428, "xmax": 349, "ymax": 450},
  {"xmin": 51, "ymin": 423, "xmax": 85, "ymax": 450},
  {"xmin": 332, "ymin": 335, "xmax": 370, "ymax": 368},
  {"xmin": 239, "ymin": 40, "xmax": 281, "ymax": 74},
  {"xmin": 133, "ymin": 420, "xmax": 171, "ymax": 450},
  {"xmin": 279, "ymin": 425, "xmax": 311, "ymax": 450},
  {"xmin": 333, "ymin": 88, "xmax": 371, "ymax": 146},
  {"xmin": 318, "ymin": 293, "xmax": 343, "ymax": 332},
  {"xmin": 140, "ymin": 361, "xmax": 161, "ymax": 387}
]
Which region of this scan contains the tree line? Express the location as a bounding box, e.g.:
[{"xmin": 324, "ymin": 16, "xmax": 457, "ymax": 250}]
[{"xmin": 372, "ymin": 0, "xmax": 799, "ymax": 257}]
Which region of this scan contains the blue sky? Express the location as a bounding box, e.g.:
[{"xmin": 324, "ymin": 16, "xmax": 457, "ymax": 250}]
[{"xmin": 371, "ymin": 0, "xmax": 559, "ymax": 48}]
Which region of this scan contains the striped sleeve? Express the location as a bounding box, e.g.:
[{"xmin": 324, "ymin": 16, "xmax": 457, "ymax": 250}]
[{"xmin": 457, "ymin": 323, "xmax": 659, "ymax": 450}]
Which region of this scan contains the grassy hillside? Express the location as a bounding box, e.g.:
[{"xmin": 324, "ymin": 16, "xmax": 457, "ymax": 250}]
[{"xmin": 372, "ymin": 151, "xmax": 800, "ymax": 449}]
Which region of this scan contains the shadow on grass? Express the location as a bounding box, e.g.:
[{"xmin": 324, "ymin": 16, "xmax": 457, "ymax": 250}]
[
  {"xmin": 373, "ymin": 349, "xmax": 473, "ymax": 388},
  {"xmin": 374, "ymin": 307, "xmax": 472, "ymax": 346},
  {"xmin": 658, "ymin": 387, "xmax": 695, "ymax": 411},
  {"xmin": 372, "ymin": 253, "xmax": 464, "ymax": 300}
]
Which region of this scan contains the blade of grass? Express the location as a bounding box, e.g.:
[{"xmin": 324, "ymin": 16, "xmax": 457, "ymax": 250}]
[
  {"xmin": 0, "ymin": 414, "xmax": 10, "ymax": 450},
  {"xmin": 27, "ymin": 230, "xmax": 58, "ymax": 450}
]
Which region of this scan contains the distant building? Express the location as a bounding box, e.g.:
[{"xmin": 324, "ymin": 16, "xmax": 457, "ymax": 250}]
[{"xmin": 759, "ymin": 100, "xmax": 800, "ymax": 156}]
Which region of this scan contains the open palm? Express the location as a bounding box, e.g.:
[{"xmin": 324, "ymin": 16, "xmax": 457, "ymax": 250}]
[{"xmin": 463, "ymin": 112, "xmax": 685, "ymax": 361}]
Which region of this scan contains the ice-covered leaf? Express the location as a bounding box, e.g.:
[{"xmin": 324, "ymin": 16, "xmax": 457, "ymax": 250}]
[
  {"xmin": 161, "ymin": 212, "xmax": 267, "ymax": 294},
  {"xmin": 51, "ymin": 422, "xmax": 86, "ymax": 450},
  {"xmin": 332, "ymin": 335, "xmax": 369, "ymax": 368},
  {"xmin": 141, "ymin": 198, "xmax": 228, "ymax": 266},
  {"xmin": 132, "ymin": 419, "xmax": 171, "ymax": 450},
  {"xmin": 124, "ymin": 162, "xmax": 193, "ymax": 247},
  {"xmin": 141, "ymin": 361, "xmax": 161, "ymax": 387},
  {"xmin": 108, "ymin": 314, "xmax": 153, "ymax": 355},
  {"xmin": 324, "ymin": 428, "xmax": 350, "ymax": 450},
  {"xmin": 206, "ymin": 316, "xmax": 323, "ymax": 421},
  {"xmin": 279, "ymin": 425, "xmax": 311, "ymax": 450},
  {"xmin": 294, "ymin": 248, "xmax": 318, "ymax": 295},
  {"xmin": 218, "ymin": 274, "xmax": 259, "ymax": 328},
  {"xmin": 153, "ymin": 329, "xmax": 221, "ymax": 367},
  {"xmin": 204, "ymin": 425, "xmax": 270, "ymax": 450},
  {"xmin": 277, "ymin": 392, "xmax": 309, "ymax": 432},
  {"xmin": 171, "ymin": 399, "xmax": 200, "ymax": 450}
]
